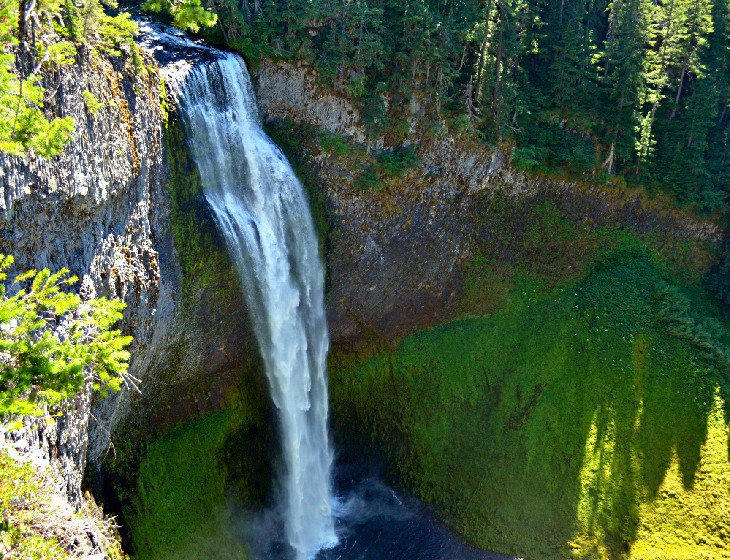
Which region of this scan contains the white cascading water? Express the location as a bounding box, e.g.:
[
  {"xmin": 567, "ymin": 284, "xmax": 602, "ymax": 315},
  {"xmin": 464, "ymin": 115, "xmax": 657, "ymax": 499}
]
[{"xmin": 150, "ymin": 27, "xmax": 337, "ymax": 560}]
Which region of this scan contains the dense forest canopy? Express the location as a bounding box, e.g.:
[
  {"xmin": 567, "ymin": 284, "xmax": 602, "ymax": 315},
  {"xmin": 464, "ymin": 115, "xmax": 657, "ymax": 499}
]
[
  {"xmin": 210, "ymin": 0, "xmax": 730, "ymax": 212},
  {"xmin": 0, "ymin": 0, "xmax": 727, "ymax": 309},
  {"xmin": 1, "ymin": 0, "xmax": 727, "ymax": 209}
]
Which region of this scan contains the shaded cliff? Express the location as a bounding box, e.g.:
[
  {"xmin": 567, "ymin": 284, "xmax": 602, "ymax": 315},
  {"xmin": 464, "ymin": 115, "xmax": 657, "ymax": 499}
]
[{"xmin": 254, "ymin": 60, "xmax": 720, "ymax": 346}]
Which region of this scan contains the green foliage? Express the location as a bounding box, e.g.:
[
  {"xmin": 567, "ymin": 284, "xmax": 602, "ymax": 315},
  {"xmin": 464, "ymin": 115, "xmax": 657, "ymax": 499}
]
[
  {"xmin": 354, "ymin": 167, "xmax": 381, "ymax": 192},
  {"xmin": 511, "ymin": 146, "xmax": 541, "ymax": 172},
  {"xmin": 377, "ymin": 145, "xmax": 418, "ymax": 176},
  {"xmin": 0, "ymin": 254, "xmax": 132, "ymax": 419},
  {"xmin": 318, "ymin": 130, "xmax": 351, "ymax": 157},
  {"xmin": 0, "ymin": 0, "xmax": 154, "ymax": 159},
  {"xmin": 0, "ymin": 0, "xmax": 77, "ymax": 157},
  {"xmin": 354, "ymin": 145, "xmax": 420, "ymax": 191},
  {"xmin": 0, "ymin": 452, "xmax": 67, "ymax": 559},
  {"xmin": 0, "ymin": 6, "xmax": 75, "ymax": 157},
  {"xmin": 96, "ymin": 12, "xmax": 145, "ymax": 74},
  {"xmin": 142, "ymin": 0, "xmax": 217, "ymax": 32},
  {"xmin": 330, "ymin": 248, "xmax": 730, "ymax": 559},
  {"xmin": 82, "ymin": 89, "xmax": 103, "ymax": 116},
  {"xmin": 0, "ymin": 451, "xmax": 127, "ymax": 558},
  {"xmin": 206, "ymin": 0, "xmax": 730, "ymax": 213},
  {"xmin": 705, "ymin": 239, "xmax": 730, "ymax": 315},
  {"xmin": 655, "ymin": 282, "xmax": 729, "ymax": 373},
  {"xmin": 127, "ymin": 412, "xmax": 236, "ymax": 559}
]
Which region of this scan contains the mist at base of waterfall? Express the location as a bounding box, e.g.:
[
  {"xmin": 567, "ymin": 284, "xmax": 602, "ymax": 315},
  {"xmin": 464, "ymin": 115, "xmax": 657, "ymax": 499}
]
[{"xmin": 238, "ymin": 466, "xmax": 517, "ymax": 560}]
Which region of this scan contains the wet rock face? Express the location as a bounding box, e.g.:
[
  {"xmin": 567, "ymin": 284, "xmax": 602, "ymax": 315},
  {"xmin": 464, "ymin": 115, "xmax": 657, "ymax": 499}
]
[
  {"xmin": 319, "ymin": 138, "xmax": 488, "ymax": 344},
  {"xmin": 253, "ymin": 62, "xmax": 482, "ymax": 343}
]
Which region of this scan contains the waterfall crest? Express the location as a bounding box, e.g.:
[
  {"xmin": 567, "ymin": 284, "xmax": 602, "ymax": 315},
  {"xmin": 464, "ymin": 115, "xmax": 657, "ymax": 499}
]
[{"xmin": 149, "ymin": 26, "xmax": 337, "ymax": 560}]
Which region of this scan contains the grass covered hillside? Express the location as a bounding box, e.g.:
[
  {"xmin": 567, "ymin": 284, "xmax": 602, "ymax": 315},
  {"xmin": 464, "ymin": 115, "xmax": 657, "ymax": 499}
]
[
  {"xmin": 121, "ymin": 410, "xmax": 261, "ymax": 560},
  {"xmin": 329, "ymin": 206, "xmax": 729, "ymax": 559}
]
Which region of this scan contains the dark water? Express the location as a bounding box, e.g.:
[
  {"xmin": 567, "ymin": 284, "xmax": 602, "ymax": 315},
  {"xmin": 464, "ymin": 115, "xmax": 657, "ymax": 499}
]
[{"xmin": 245, "ymin": 467, "xmax": 517, "ymax": 560}]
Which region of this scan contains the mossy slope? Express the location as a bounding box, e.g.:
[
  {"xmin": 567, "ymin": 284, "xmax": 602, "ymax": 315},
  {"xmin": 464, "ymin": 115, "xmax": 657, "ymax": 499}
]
[
  {"xmin": 123, "ymin": 403, "xmax": 273, "ymax": 560},
  {"xmin": 330, "ymin": 247, "xmax": 729, "ymax": 559}
]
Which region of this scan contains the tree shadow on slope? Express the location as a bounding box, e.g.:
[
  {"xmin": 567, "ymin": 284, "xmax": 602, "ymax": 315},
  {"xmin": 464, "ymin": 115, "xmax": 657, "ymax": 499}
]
[{"xmin": 329, "ymin": 248, "xmax": 728, "ymax": 560}]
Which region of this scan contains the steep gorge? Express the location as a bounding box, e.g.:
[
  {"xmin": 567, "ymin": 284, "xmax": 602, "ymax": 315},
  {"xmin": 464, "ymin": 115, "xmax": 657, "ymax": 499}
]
[
  {"xmin": 118, "ymin": 53, "xmax": 727, "ymax": 560},
  {"xmin": 1, "ymin": 23, "xmax": 728, "ymax": 560}
]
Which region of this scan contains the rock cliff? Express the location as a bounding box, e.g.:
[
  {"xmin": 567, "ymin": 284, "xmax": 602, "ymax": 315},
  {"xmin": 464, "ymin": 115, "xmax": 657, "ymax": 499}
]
[
  {"xmin": 0, "ymin": 48, "xmax": 165, "ymax": 503},
  {"xmin": 254, "ymin": 59, "xmax": 720, "ymax": 345}
]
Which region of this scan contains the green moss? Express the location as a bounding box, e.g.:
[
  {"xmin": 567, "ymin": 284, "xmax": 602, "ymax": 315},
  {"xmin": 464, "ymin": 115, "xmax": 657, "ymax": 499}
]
[
  {"xmin": 116, "ymin": 116, "xmax": 277, "ymax": 560},
  {"xmin": 330, "ymin": 249, "xmax": 729, "ymax": 560},
  {"xmin": 165, "ymin": 117, "xmax": 239, "ymax": 298},
  {"xmin": 457, "ymin": 253, "xmax": 516, "ymax": 316},
  {"xmin": 124, "ymin": 406, "xmax": 271, "ymax": 560}
]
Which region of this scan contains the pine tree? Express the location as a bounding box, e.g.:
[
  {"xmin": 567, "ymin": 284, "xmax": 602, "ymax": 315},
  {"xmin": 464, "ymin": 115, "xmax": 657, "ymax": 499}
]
[
  {"xmin": 704, "ymin": 0, "xmax": 730, "ymax": 209},
  {"xmin": 473, "ymin": 0, "xmax": 539, "ymax": 140},
  {"xmin": 598, "ymin": 0, "xmax": 648, "ymax": 173},
  {"xmin": 0, "ymin": 1, "xmax": 75, "ymax": 157},
  {"xmin": 545, "ymin": 0, "xmax": 598, "ymax": 118},
  {"xmin": 636, "ymin": 0, "xmax": 714, "ymax": 164},
  {"xmin": 142, "ymin": 0, "xmax": 217, "ymax": 32},
  {"xmin": 0, "ymin": 255, "xmax": 132, "ymax": 420}
]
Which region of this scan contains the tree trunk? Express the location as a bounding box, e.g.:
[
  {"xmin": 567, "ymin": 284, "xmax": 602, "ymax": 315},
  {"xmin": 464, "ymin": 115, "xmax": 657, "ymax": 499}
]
[
  {"xmin": 669, "ymin": 65, "xmax": 687, "ymax": 121},
  {"xmin": 474, "ymin": 0, "xmax": 494, "ymax": 104},
  {"xmin": 493, "ymin": 42, "xmax": 503, "ymax": 126},
  {"xmin": 17, "ymin": 0, "xmax": 37, "ymax": 78},
  {"xmin": 603, "ymin": 141, "xmax": 615, "ymax": 174},
  {"xmin": 605, "ymin": 91, "xmax": 626, "ymax": 174},
  {"xmin": 465, "ymin": 74, "xmax": 475, "ymax": 120},
  {"xmin": 18, "ymin": 0, "xmax": 27, "ymax": 42}
]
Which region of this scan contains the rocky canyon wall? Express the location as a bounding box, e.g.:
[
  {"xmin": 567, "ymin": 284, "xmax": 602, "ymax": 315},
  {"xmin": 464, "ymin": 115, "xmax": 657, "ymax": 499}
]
[{"xmin": 0, "ymin": 41, "xmax": 721, "ymax": 508}]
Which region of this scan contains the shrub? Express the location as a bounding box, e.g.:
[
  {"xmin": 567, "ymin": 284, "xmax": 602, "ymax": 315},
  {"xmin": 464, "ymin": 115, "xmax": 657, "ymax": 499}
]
[
  {"xmin": 82, "ymin": 90, "xmax": 103, "ymax": 116},
  {"xmin": 0, "ymin": 452, "xmax": 67, "ymax": 559},
  {"xmin": 318, "ymin": 130, "xmax": 351, "ymax": 156},
  {"xmin": 0, "ymin": 254, "xmax": 132, "ymax": 420}
]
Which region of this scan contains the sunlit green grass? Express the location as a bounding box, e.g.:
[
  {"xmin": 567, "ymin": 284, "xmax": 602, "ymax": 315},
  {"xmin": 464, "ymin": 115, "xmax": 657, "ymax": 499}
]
[{"xmin": 330, "ymin": 250, "xmax": 729, "ymax": 559}]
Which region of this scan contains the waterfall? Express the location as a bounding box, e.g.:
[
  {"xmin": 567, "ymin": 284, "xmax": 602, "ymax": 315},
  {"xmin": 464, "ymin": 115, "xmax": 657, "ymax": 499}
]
[{"xmin": 149, "ymin": 27, "xmax": 337, "ymax": 560}]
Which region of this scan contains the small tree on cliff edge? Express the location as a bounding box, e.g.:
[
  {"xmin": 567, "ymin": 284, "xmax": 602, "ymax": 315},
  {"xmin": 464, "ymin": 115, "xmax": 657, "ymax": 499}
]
[
  {"xmin": 0, "ymin": 1, "xmax": 75, "ymax": 158},
  {"xmin": 0, "ymin": 0, "xmax": 218, "ymax": 159},
  {"xmin": 0, "ymin": 254, "xmax": 133, "ymax": 423}
]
